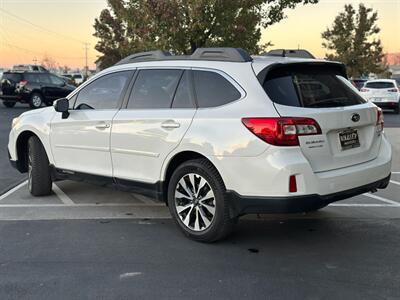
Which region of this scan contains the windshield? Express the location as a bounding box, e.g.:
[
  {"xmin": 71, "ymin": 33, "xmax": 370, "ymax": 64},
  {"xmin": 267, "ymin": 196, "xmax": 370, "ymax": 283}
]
[{"xmin": 262, "ymin": 65, "xmax": 366, "ymax": 108}]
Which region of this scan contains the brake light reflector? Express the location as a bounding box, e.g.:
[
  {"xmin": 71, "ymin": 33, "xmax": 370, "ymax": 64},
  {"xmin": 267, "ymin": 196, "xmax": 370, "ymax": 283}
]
[
  {"xmin": 242, "ymin": 117, "xmax": 322, "ymax": 146},
  {"xmin": 376, "ymin": 109, "xmax": 384, "ymax": 134},
  {"xmin": 289, "ymin": 175, "xmax": 297, "ymax": 193}
]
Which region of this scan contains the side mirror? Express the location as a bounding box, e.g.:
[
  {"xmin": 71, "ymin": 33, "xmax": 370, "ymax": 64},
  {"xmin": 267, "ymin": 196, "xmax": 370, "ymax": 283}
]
[{"xmin": 54, "ymin": 98, "xmax": 69, "ymax": 119}]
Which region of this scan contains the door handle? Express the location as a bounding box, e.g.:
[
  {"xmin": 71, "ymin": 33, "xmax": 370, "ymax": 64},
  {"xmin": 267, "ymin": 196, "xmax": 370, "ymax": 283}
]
[
  {"xmin": 161, "ymin": 120, "xmax": 180, "ymax": 129},
  {"xmin": 95, "ymin": 123, "xmax": 110, "ymax": 129}
]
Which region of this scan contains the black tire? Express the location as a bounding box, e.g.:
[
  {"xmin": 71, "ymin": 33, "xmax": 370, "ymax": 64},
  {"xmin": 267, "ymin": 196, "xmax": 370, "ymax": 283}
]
[
  {"xmin": 29, "ymin": 93, "xmax": 43, "ymax": 109},
  {"xmin": 167, "ymin": 159, "xmax": 237, "ymax": 242},
  {"xmin": 395, "ymin": 104, "xmax": 400, "ymax": 114},
  {"xmin": 27, "ymin": 136, "xmax": 52, "ymax": 196},
  {"xmin": 3, "ymin": 101, "xmax": 16, "ymax": 108}
]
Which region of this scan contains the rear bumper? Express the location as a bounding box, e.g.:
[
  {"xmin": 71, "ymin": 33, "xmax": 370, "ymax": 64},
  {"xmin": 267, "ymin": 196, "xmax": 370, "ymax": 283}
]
[
  {"xmin": 227, "ymin": 174, "xmax": 391, "ymax": 216},
  {"xmin": 373, "ymin": 102, "xmax": 399, "ymax": 109},
  {"xmin": 1, "ymin": 93, "xmax": 30, "ymax": 102}
]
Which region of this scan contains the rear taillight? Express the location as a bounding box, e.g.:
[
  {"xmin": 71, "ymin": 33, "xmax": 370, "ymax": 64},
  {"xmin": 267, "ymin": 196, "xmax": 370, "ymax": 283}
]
[
  {"xmin": 388, "ymin": 88, "xmax": 398, "ymax": 92},
  {"xmin": 242, "ymin": 117, "xmax": 322, "ymax": 146},
  {"xmin": 18, "ymin": 80, "xmax": 28, "ymax": 88},
  {"xmin": 376, "ymin": 109, "xmax": 384, "ymax": 134}
]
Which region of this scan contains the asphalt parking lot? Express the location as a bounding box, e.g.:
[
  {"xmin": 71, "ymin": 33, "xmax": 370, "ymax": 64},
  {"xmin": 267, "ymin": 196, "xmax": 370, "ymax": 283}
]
[{"xmin": 1, "ymin": 104, "xmax": 400, "ymax": 299}]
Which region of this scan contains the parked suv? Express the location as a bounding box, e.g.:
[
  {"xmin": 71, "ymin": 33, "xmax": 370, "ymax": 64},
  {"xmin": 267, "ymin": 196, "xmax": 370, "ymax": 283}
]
[
  {"xmin": 359, "ymin": 79, "xmax": 400, "ymax": 114},
  {"xmin": 0, "ymin": 71, "xmax": 75, "ymax": 108},
  {"xmin": 8, "ymin": 48, "xmax": 392, "ymax": 242}
]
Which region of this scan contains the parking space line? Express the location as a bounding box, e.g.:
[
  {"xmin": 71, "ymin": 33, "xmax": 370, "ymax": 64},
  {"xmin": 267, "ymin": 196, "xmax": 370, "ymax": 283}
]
[
  {"xmin": 363, "ymin": 193, "xmax": 400, "ymax": 205},
  {"xmin": 53, "ymin": 183, "xmax": 75, "ymax": 205},
  {"xmin": 330, "ymin": 203, "xmax": 400, "ymax": 207},
  {"xmin": 0, "ymin": 203, "xmax": 164, "ymax": 207},
  {"xmin": 391, "ymin": 172, "xmax": 400, "ymax": 174},
  {"xmin": 0, "ymin": 180, "xmax": 28, "ymax": 202},
  {"xmin": 134, "ymin": 194, "xmax": 160, "ymax": 204},
  {"xmin": 390, "ymin": 180, "xmax": 400, "ymax": 186}
]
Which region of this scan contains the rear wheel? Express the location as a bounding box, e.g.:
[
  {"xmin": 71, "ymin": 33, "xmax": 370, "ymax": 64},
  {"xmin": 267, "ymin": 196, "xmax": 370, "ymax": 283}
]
[
  {"xmin": 3, "ymin": 101, "xmax": 16, "ymax": 108},
  {"xmin": 29, "ymin": 93, "xmax": 43, "ymax": 109},
  {"xmin": 167, "ymin": 159, "xmax": 237, "ymax": 242},
  {"xmin": 27, "ymin": 136, "xmax": 52, "ymax": 196},
  {"xmin": 395, "ymin": 103, "xmax": 400, "ymax": 114}
]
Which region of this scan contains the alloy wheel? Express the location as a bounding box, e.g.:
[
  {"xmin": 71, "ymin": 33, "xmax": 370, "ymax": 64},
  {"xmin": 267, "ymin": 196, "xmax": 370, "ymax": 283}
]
[
  {"xmin": 32, "ymin": 95, "xmax": 42, "ymax": 107},
  {"xmin": 174, "ymin": 173, "xmax": 216, "ymax": 232}
]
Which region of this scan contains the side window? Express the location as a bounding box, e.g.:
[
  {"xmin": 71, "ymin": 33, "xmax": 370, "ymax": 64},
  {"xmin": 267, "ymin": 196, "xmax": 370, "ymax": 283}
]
[
  {"xmin": 24, "ymin": 74, "xmax": 40, "ymax": 83},
  {"xmin": 74, "ymin": 71, "xmax": 131, "ymax": 110},
  {"xmin": 193, "ymin": 70, "xmax": 241, "ymax": 108},
  {"xmin": 128, "ymin": 69, "xmax": 182, "ymax": 109},
  {"xmin": 172, "ymin": 71, "xmax": 194, "ymax": 109},
  {"xmin": 50, "ymin": 75, "xmax": 65, "ymax": 85},
  {"xmin": 38, "ymin": 74, "xmax": 51, "ymax": 84}
]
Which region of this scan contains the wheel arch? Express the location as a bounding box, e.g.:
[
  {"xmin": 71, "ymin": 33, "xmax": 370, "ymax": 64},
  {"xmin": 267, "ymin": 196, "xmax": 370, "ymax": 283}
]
[
  {"xmin": 15, "ymin": 130, "xmax": 42, "ymax": 173},
  {"xmin": 161, "ymin": 150, "xmax": 223, "ymax": 203}
]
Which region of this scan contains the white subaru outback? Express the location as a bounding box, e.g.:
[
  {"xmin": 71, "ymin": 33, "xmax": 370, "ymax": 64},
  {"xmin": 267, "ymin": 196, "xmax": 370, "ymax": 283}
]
[{"xmin": 8, "ymin": 48, "xmax": 392, "ymax": 242}]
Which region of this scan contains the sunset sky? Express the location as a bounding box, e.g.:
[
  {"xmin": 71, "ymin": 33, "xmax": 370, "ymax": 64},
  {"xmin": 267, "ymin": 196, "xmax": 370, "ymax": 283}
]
[{"xmin": 0, "ymin": 0, "xmax": 399, "ymax": 69}]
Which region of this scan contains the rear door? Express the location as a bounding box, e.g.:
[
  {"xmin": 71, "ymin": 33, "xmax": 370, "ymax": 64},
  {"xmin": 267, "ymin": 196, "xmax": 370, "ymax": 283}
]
[
  {"xmin": 261, "ymin": 63, "xmax": 381, "ymax": 173},
  {"xmin": 111, "ymin": 69, "xmax": 196, "ymax": 183}
]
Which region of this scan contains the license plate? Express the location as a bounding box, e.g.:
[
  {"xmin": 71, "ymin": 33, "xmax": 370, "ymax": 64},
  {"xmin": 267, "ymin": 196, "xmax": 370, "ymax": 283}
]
[
  {"xmin": 339, "ymin": 129, "xmax": 360, "ymax": 150},
  {"xmin": 372, "ymin": 97, "xmax": 382, "ymax": 102}
]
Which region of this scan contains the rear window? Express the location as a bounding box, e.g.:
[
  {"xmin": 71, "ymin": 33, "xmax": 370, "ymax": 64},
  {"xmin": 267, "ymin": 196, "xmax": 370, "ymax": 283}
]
[
  {"xmin": 262, "ymin": 65, "xmax": 366, "ymax": 108},
  {"xmin": 365, "ymin": 82, "xmax": 395, "ymax": 89},
  {"xmin": 2, "ymin": 73, "xmax": 22, "ymax": 83}
]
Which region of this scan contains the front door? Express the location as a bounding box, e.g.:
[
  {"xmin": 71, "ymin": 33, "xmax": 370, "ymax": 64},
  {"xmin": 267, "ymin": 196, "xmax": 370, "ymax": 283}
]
[{"xmin": 50, "ymin": 71, "xmax": 133, "ymax": 177}]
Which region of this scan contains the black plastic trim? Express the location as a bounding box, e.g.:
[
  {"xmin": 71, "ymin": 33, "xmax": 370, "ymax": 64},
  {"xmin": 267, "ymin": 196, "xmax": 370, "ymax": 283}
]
[
  {"xmin": 226, "ymin": 174, "xmax": 391, "ymax": 216},
  {"xmin": 51, "ymin": 167, "xmax": 164, "ymax": 201}
]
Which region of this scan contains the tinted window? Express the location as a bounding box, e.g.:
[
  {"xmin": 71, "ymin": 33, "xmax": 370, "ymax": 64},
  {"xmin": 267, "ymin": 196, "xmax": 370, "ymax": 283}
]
[
  {"xmin": 193, "ymin": 70, "xmax": 241, "ymax": 108},
  {"xmin": 50, "ymin": 75, "xmax": 65, "ymax": 85},
  {"xmin": 2, "ymin": 73, "xmax": 22, "ymax": 83},
  {"xmin": 38, "ymin": 74, "xmax": 51, "ymax": 84},
  {"xmin": 74, "ymin": 71, "xmax": 131, "ymax": 110},
  {"xmin": 24, "ymin": 74, "xmax": 40, "ymax": 83},
  {"xmin": 365, "ymin": 82, "xmax": 395, "ymax": 89},
  {"xmin": 263, "ymin": 65, "xmax": 366, "ymax": 108},
  {"xmin": 128, "ymin": 69, "xmax": 182, "ymax": 109},
  {"xmin": 172, "ymin": 71, "xmax": 194, "ymax": 108},
  {"xmin": 73, "ymin": 74, "xmax": 83, "ymax": 79}
]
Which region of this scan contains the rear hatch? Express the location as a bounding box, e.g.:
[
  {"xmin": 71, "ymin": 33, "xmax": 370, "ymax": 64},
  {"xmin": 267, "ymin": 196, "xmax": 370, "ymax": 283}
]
[
  {"xmin": 260, "ymin": 62, "xmax": 381, "ymax": 173},
  {"xmin": 0, "ymin": 72, "xmax": 22, "ymax": 96},
  {"xmin": 361, "ymin": 81, "xmax": 398, "ymax": 102}
]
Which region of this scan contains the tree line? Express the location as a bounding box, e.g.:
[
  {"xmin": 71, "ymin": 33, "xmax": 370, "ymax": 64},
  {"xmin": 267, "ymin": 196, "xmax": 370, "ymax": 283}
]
[{"xmin": 93, "ymin": 1, "xmax": 387, "ymax": 78}]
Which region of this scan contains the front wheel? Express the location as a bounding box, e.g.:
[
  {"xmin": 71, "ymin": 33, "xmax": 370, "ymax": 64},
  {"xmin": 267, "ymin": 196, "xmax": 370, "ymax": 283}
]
[
  {"xmin": 29, "ymin": 93, "xmax": 43, "ymax": 109},
  {"xmin": 28, "ymin": 136, "xmax": 52, "ymax": 196},
  {"xmin": 3, "ymin": 101, "xmax": 16, "ymax": 108},
  {"xmin": 167, "ymin": 159, "xmax": 237, "ymax": 242}
]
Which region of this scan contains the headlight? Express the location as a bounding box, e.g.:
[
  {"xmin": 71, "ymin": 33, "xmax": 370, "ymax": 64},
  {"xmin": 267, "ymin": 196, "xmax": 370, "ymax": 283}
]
[{"xmin": 12, "ymin": 117, "xmax": 20, "ymax": 128}]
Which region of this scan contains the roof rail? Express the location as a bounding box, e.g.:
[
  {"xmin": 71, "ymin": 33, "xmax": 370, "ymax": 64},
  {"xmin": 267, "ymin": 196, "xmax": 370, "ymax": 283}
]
[
  {"xmin": 114, "ymin": 48, "xmax": 252, "ymax": 65},
  {"xmin": 264, "ymin": 49, "xmax": 315, "ymax": 59},
  {"xmin": 115, "ymin": 50, "xmax": 172, "ymax": 65},
  {"xmin": 191, "ymin": 48, "xmax": 252, "ymax": 62}
]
